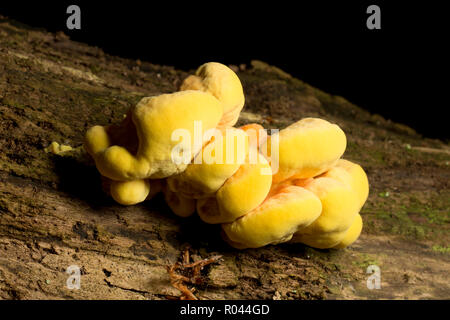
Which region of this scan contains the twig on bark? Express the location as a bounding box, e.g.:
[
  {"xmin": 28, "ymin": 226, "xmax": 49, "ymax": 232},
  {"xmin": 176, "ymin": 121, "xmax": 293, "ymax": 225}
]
[{"xmin": 166, "ymin": 247, "xmax": 222, "ymax": 300}]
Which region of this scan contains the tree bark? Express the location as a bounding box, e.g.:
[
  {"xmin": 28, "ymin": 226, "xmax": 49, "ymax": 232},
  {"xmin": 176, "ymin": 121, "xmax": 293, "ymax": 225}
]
[{"xmin": 1, "ymin": 16, "xmax": 449, "ymax": 300}]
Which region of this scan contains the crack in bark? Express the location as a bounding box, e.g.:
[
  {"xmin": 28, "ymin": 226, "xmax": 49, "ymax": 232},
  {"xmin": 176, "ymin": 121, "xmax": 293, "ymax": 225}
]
[{"xmin": 103, "ymin": 278, "xmax": 149, "ymax": 297}]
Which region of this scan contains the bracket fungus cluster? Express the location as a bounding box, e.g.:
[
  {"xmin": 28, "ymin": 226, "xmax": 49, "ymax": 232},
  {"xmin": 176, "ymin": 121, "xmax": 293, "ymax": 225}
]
[{"xmin": 85, "ymin": 62, "xmax": 369, "ymax": 250}]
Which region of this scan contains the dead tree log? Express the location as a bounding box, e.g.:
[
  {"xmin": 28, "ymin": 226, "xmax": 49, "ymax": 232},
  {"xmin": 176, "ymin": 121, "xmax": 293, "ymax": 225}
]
[{"xmin": 1, "ymin": 16, "xmax": 449, "ymax": 300}]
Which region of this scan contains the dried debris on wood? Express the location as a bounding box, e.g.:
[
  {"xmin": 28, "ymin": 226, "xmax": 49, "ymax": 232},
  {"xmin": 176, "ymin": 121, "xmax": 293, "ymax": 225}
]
[{"xmin": 166, "ymin": 246, "xmax": 222, "ymax": 300}]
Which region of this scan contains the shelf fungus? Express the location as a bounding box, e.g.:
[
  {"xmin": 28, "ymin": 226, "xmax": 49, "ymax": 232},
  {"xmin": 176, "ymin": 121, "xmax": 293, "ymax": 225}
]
[
  {"xmin": 220, "ymin": 120, "xmax": 368, "ymax": 250},
  {"xmin": 180, "ymin": 62, "xmax": 245, "ymax": 128},
  {"xmin": 84, "ymin": 62, "xmax": 369, "ymax": 250}
]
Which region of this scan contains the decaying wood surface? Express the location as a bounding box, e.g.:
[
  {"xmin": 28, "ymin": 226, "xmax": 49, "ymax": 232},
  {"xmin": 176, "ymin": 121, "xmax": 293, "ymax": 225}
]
[{"xmin": 0, "ymin": 16, "xmax": 449, "ymax": 300}]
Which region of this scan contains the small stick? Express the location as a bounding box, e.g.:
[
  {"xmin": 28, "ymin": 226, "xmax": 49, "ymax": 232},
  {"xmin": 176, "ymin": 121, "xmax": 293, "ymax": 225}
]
[
  {"xmin": 172, "ymin": 280, "xmax": 198, "ymax": 300},
  {"xmin": 183, "ymin": 246, "xmax": 190, "ymax": 265},
  {"xmin": 183, "ymin": 255, "xmax": 222, "ymax": 269},
  {"xmin": 166, "ymin": 249, "xmax": 222, "ymax": 300}
]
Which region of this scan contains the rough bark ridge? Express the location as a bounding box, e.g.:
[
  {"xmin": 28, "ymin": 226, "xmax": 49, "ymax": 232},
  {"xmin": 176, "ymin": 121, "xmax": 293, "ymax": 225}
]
[{"xmin": 0, "ymin": 17, "xmax": 449, "ymax": 300}]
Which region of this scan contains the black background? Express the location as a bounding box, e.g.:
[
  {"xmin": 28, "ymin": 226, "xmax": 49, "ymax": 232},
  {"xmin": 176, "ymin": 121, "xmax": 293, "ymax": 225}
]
[
  {"xmin": 0, "ymin": 300, "xmax": 447, "ymax": 318},
  {"xmin": 0, "ymin": 1, "xmax": 447, "ymax": 140}
]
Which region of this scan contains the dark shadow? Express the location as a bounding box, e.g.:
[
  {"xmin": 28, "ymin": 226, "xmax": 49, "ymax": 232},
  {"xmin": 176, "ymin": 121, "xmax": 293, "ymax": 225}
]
[
  {"xmin": 52, "ymin": 155, "xmax": 114, "ymax": 209},
  {"xmin": 177, "ymin": 214, "xmax": 231, "ymax": 252},
  {"xmin": 141, "ymin": 194, "xmax": 231, "ymax": 252},
  {"xmin": 279, "ymin": 242, "xmax": 347, "ymax": 262}
]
